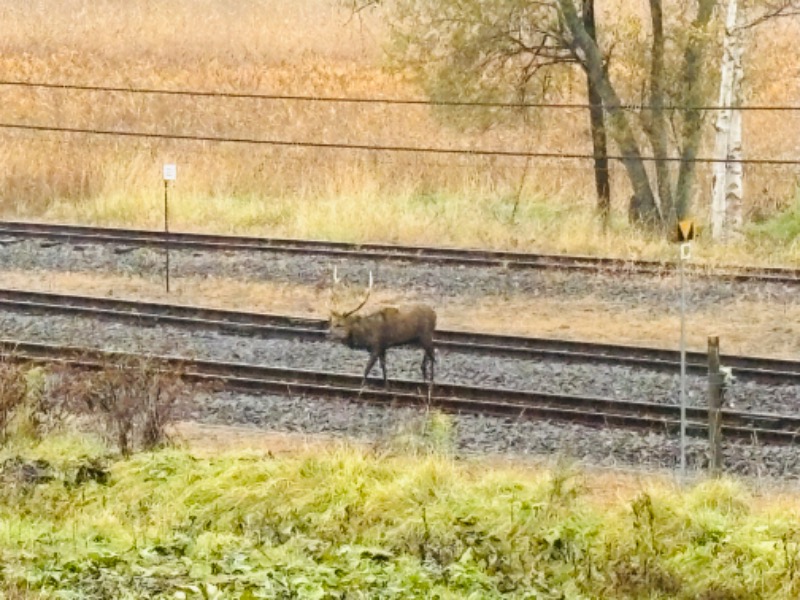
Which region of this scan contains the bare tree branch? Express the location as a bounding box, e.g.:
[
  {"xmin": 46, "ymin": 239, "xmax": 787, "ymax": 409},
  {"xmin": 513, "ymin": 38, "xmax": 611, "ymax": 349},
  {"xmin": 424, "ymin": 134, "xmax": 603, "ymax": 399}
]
[{"xmin": 739, "ymin": 0, "xmax": 800, "ymax": 29}]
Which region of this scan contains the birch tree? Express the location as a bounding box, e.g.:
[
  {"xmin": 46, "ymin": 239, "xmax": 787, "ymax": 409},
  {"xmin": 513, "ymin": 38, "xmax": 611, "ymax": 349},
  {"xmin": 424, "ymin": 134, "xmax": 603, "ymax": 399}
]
[
  {"xmin": 710, "ymin": 0, "xmax": 744, "ymax": 240},
  {"xmin": 710, "ymin": 0, "xmax": 800, "ymax": 240}
]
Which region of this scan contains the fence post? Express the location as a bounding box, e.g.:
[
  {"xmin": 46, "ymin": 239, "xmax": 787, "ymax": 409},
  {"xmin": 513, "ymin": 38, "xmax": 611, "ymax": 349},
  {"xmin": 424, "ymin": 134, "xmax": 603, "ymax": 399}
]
[{"xmin": 707, "ymin": 336, "xmax": 723, "ymax": 476}]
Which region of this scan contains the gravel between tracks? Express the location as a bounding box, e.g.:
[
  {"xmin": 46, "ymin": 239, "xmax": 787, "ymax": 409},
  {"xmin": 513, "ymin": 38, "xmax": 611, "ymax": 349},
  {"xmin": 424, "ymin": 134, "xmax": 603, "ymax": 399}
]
[
  {"xmin": 1, "ymin": 308, "xmax": 799, "ymax": 479},
  {"xmin": 0, "ymin": 310, "xmax": 797, "ymax": 413},
  {"xmin": 0, "ymin": 237, "xmax": 798, "ymax": 311},
  {"xmin": 186, "ymin": 391, "xmax": 800, "ymax": 480},
  {"xmin": 2, "ymin": 237, "xmax": 800, "ymax": 478}
]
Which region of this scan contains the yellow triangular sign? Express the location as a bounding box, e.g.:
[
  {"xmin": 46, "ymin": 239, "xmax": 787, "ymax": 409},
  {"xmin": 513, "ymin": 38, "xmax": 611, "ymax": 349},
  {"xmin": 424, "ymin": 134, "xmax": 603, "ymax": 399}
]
[{"xmin": 677, "ymin": 219, "xmax": 695, "ymax": 242}]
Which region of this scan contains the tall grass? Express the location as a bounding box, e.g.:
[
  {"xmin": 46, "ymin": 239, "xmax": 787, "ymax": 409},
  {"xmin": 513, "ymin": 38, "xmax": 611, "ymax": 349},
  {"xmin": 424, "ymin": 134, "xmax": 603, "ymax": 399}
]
[
  {"xmin": 0, "ymin": 1, "xmax": 797, "ymax": 261},
  {"xmin": 2, "ymin": 435, "xmax": 800, "ymax": 598}
]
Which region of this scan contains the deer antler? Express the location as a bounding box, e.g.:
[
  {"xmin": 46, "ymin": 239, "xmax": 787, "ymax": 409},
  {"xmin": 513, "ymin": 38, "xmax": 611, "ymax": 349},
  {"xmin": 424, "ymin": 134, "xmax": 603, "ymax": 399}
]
[
  {"xmin": 342, "ymin": 271, "xmax": 373, "ymax": 317},
  {"xmin": 328, "ymin": 266, "xmax": 343, "ymax": 313}
]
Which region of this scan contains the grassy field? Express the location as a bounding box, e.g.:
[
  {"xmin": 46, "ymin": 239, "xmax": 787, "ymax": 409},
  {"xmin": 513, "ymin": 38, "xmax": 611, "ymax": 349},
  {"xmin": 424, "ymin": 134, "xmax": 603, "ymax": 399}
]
[
  {"xmin": 0, "ymin": 1, "xmax": 798, "ymax": 265},
  {"xmin": 1, "ymin": 429, "xmax": 800, "ymax": 598}
]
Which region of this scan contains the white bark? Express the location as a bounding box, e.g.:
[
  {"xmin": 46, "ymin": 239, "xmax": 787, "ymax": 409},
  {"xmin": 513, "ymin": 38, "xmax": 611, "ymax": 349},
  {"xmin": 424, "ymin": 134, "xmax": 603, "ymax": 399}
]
[{"xmin": 710, "ymin": 0, "xmax": 745, "ymax": 241}]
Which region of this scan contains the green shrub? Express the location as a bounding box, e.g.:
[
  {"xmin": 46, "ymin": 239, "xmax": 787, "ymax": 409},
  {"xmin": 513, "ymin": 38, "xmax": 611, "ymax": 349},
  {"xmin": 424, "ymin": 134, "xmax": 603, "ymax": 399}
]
[{"xmin": 1, "ymin": 439, "xmax": 800, "ymax": 598}]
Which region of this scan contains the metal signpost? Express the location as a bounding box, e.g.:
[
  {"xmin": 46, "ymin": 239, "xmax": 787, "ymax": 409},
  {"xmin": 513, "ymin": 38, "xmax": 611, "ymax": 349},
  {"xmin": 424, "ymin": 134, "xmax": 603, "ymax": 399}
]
[
  {"xmin": 676, "ymin": 219, "xmax": 695, "ymax": 478},
  {"xmin": 163, "ymin": 164, "xmax": 177, "ymax": 293}
]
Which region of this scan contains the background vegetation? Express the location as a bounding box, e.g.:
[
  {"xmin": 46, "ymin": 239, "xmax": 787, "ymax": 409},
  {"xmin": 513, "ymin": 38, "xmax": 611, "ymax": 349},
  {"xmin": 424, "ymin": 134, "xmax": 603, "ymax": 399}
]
[
  {"xmin": 3, "ymin": 431, "xmax": 800, "ymax": 598},
  {"xmin": 0, "ymin": 357, "xmax": 798, "ymax": 598},
  {"xmin": 0, "ymin": 1, "xmax": 798, "ymax": 262}
]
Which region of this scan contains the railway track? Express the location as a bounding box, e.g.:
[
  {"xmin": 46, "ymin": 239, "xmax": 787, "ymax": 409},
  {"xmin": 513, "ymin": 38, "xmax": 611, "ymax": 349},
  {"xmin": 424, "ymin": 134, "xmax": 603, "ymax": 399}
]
[
  {"xmin": 1, "ymin": 219, "xmax": 799, "ymax": 283},
  {"xmin": 2, "ymin": 338, "xmax": 798, "ymax": 445},
  {"xmin": 0, "ymin": 286, "xmax": 798, "ymax": 384}
]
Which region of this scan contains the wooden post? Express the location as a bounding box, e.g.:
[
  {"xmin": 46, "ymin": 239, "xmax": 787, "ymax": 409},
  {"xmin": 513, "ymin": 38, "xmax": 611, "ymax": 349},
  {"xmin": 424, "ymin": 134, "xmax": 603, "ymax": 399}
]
[
  {"xmin": 164, "ymin": 179, "xmax": 170, "ymax": 293},
  {"xmin": 707, "ymin": 336, "xmax": 723, "ymax": 476}
]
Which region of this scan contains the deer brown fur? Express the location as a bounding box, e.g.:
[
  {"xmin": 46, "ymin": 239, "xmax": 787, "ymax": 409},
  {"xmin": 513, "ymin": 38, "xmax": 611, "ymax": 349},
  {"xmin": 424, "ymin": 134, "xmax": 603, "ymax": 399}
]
[{"xmin": 329, "ymin": 304, "xmax": 437, "ymax": 385}]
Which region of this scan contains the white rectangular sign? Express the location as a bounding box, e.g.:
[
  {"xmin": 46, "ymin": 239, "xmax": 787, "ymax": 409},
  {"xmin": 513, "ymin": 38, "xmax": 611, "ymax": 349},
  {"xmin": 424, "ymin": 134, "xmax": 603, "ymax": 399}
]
[{"xmin": 163, "ymin": 164, "xmax": 177, "ymax": 181}]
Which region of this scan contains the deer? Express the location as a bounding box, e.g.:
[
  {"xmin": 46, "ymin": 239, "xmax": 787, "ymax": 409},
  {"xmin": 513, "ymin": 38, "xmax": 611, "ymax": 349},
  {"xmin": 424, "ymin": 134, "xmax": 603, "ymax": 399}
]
[{"xmin": 328, "ymin": 270, "xmax": 437, "ymax": 387}]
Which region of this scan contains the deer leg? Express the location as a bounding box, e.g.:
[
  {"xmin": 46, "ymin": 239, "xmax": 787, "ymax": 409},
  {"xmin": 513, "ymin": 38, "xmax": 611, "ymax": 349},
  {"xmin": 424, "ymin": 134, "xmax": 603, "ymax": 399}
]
[
  {"xmin": 363, "ymin": 352, "xmax": 379, "ymax": 386},
  {"xmin": 379, "ymin": 351, "xmax": 388, "ymax": 387},
  {"xmin": 422, "ymin": 345, "xmax": 435, "ymax": 382}
]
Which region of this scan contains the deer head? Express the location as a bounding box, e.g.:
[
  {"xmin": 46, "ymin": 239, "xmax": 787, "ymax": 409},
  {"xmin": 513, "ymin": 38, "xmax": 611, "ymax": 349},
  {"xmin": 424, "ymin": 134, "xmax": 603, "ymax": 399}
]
[{"xmin": 329, "ymin": 270, "xmax": 374, "ymax": 339}]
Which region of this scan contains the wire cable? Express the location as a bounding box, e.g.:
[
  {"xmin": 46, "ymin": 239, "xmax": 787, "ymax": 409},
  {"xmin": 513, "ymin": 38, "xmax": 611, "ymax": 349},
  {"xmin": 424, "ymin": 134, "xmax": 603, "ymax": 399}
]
[
  {"xmin": 1, "ymin": 121, "xmax": 798, "ymax": 165},
  {"xmin": 2, "ymin": 79, "xmax": 799, "ymax": 112}
]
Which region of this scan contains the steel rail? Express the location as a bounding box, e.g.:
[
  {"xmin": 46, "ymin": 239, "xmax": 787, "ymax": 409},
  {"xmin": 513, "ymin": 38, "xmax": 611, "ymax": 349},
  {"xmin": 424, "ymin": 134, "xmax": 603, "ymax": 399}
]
[
  {"xmin": 0, "ymin": 287, "xmax": 797, "ymax": 384},
  {"xmin": 0, "ymin": 339, "xmax": 797, "ymax": 445},
  {"xmin": 1, "ymin": 220, "xmax": 799, "ymax": 283}
]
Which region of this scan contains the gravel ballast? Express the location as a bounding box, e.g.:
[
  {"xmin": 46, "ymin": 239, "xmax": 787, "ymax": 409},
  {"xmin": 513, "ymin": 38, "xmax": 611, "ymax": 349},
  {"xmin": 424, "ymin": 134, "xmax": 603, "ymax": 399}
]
[
  {"xmin": 0, "ymin": 307, "xmax": 799, "ymax": 479},
  {"xmin": 185, "ymin": 390, "xmax": 800, "ymax": 480},
  {"xmin": 2, "ymin": 236, "xmax": 800, "ymax": 478},
  {"xmin": 0, "ymin": 310, "xmax": 797, "ymax": 414},
  {"xmin": 0, "ymin": 238, "xmax": 798, "ymax": 312}
]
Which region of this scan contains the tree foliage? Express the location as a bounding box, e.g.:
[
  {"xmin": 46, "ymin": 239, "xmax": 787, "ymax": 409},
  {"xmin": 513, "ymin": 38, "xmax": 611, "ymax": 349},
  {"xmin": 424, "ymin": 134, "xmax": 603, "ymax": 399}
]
[
  {"xmin": 349, "ymin": 0, "xmax": 800, "ymax": 232},
  {"xmin": 393, "ymin": 2, "xmax": 571, "ymax": 101},
  {"xmin": 350, "ymin": 0, "xmax": 732, "ymax": 230}
]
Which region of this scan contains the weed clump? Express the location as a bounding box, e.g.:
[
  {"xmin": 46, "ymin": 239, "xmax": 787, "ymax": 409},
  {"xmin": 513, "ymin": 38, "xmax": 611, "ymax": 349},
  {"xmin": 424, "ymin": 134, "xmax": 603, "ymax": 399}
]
[
  {"xmin": 0, "ymin": 357, "xmax": 28, "ymax": 444},
  {"xmin": 52, "ymin": 356, "xmax": 193, "ymax": 457},
  {"xmin": 380, "ymin": 409, "xmax": 456, "ymax": 456},
  {"xmin": 0, "ymin": 357, "xmax": 66, "ymax": 445}
]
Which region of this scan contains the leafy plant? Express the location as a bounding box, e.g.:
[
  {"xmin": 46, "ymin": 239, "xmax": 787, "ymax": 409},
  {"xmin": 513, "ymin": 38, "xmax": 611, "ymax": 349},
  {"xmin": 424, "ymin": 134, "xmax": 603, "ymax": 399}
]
[{"xmin": 2, "ymin": 439, "xmax": 800, "ymax": 597}]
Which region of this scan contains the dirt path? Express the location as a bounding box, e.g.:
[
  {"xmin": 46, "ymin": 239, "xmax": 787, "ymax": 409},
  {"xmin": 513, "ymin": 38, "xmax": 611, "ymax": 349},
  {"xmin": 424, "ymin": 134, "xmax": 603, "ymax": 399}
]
[{"xmin": 1, "ymin": 268, "xmax": 798, "ymax": 358}]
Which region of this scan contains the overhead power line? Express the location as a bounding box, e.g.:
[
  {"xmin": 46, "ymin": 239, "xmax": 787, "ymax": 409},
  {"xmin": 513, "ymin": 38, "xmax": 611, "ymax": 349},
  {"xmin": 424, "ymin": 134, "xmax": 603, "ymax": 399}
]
[
  {"xmin": 1, "ymin": 79, "xmax": 800, "ymax": 112},
  {"xmin": 1, "ymin": 121, "xmax": 798, "ymax": 166}
]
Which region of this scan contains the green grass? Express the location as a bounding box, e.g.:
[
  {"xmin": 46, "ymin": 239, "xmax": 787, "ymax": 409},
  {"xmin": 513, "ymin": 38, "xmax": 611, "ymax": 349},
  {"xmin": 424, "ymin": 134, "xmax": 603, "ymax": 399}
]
[
  {"xmin": 2, "ymin": 434, "xmax": 800, "ymax": 598},
  {"xmin": 748, "ymin": 188, "xmax": 800, "ymax": 244}
]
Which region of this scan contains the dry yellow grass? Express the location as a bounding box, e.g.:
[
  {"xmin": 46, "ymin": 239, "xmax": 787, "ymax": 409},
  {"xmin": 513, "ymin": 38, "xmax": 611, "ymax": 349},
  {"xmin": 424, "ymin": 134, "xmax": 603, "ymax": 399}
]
[{"xmin": 0, "ymin": 1, "xmax": 797, "ymax": 263}]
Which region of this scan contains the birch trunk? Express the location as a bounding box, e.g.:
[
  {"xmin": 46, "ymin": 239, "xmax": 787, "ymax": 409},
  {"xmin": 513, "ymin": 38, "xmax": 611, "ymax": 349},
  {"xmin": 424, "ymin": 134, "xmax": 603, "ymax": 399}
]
[{"xmin": 710, "ymin": 0, "xmax": 744, "ymax": 240}]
